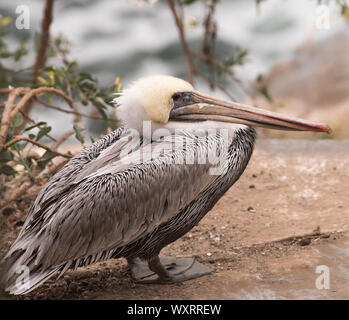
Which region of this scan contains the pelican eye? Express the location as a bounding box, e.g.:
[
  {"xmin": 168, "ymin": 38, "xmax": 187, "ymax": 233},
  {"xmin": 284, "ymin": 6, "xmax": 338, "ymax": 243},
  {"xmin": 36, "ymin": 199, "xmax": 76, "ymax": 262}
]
[
  {"xmin": 172, "ymin": 92, "xmax": 194, "ymax": 108},
  {"xmin": 172, "ymin": 93, "xmax": 181, "ymax": 101}
]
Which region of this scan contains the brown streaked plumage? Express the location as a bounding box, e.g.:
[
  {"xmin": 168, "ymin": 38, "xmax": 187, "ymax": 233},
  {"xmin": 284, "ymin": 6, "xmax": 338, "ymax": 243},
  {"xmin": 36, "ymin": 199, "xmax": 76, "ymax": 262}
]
[{"xmin": 1, "ymin": 75, "xmax": 330, "ymax": 294}]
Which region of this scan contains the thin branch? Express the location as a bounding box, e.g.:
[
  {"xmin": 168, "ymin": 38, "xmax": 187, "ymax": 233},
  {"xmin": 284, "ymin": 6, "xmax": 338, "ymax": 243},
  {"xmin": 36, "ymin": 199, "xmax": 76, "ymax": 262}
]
[
  {"xmin": 52, "ymin": 129, "xmax": 75, "ymax": 150},
  {"xmin": 196, "ymin": 70, "xmax": 237, "ymax": 101},
  {"xmin": 167, "ymin": 0, "xmax": 195, "ymax": 84},
  {"xmin": 192, "ymin": 49, "xmax": 235, "ymax": 78},
  {"xmin": 0, "ymin": 88, "xmax": 11, "ymax": 95},
  {"xmin": 4, "ymin": 157, "xmax": 70, "ymax": 203},
  {"xmin": 192, "ymin": 49, "xmax": 250, "ymax": 97},
  {"xmin": 1, "ymin": 87, "xmax": 72, "ymax": 151},
  {"xmin": 193, "ymin": 0, "xmax": 217, "ymax": 72},
  {"xmin": 37, "ymin": 157, "xmax": 70, "ymax": 180},
  {"xmin": 20, "ymin": 110, "xmax": 57, "ymax": 142},
  {"xmin": 7, "ymin": 181, "xmax": 33, "ymax": 203},
  {"xmin": 166, "ymin": 0, "xmax": 249, "ymax": 100},
  {"xmin": 10, "ymin": 87, "xmax": 74, "ymax": 121},
  {"xmin": 16, "ymin": 0, "xmax": 55, "ymax": 121},
  {"xmin": 33, "ymin": 0, "xmax": 55, "ymax": 85},
  {"xmin": 0, "ymin": 88, "xmax": 25, "ymax": 149},
  {"xmin": 4, "ymin": 136, "xmax": 72, "ymax": 158},
  {"xmin": 36, "ymin": 97, "xmax": 117, "ymax": 121}
]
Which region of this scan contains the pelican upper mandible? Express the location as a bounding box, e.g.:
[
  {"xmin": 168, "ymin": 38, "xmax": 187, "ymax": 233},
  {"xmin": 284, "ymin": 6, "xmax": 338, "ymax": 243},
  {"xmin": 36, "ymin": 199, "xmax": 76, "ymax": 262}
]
[{"xmin": 1, "ymin": 75, "xmax": 331, "ymax": 295}]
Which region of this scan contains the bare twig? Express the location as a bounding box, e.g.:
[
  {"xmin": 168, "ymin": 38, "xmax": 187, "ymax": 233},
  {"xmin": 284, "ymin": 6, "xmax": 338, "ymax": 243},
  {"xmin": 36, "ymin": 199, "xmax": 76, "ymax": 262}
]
[
  {"xmin": 7, "ymin": 181, "xmax": 33, "ymax": 203},
  {"xmin": 52, "ymin": 129, "xmax": 75, "ymax": 150},
  {"xmin": 33, "ymin": 0, "xmax": 55, "ymax": 85},
  {"xmin": 10, "ymin": 87, "xmax": 74, "ymax": 122},
  {"xmin": 193, "ymin": 0, "xmax": 217, "ymax": 73},
  {"xmin": 4, "ymin": 136, "xmax": 72, "ymax": 158},
  {"xmin": 36, "ymin": 97, "xmax": 116, "ymax": 121},
  {"xmin": 14, "ymin": 0, "xmax": 55, "ymax": 123},
  {"xmin": 0, "ymin": 88, "xmax": 11, "ymax": 95},
  {"xmin": 0, "ymin": 88, "xmax": 25, "ymax": 149},
  {"xmin": 166, "ymin": 0, "xmax": 249, "ymax": 100},
  {"xmin": 4, "ymin": 156, "xmax": 70, "ymax": 203},
  {"xmin": 167, "ymin": 0, "xmax": 195, "ymax": 84},
  {"xmin": 192, "ymin": 49, "xmax": 237, "ymax": 80},
  {"xmin": 196, "ymin": 70, "xmax": 237, "ymax": 100},
  {"xmin": 37, "ymin": 157, "xmax": 70, "ymax": 179},
  {"xmin": 0, "ymin": 87, "xmax": 73, "ymax": 154},
  {"xmin": 20, "ymin": 111, "xmax": 57, "ymax": 142}
]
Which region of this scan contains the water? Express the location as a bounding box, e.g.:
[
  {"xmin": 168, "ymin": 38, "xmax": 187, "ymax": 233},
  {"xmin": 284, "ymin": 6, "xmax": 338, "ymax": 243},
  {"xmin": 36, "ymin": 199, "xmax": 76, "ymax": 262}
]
[
  {"xmin": 1, "ymin": 0, "xmax": 347, "ymax": 136},
  {"xmin": 227, "ymin": 237, "xmax": 349, "ymax": 300},
  {"xmin": 2, "ymin": 0, "xmax": 347, "ymax": 86}
]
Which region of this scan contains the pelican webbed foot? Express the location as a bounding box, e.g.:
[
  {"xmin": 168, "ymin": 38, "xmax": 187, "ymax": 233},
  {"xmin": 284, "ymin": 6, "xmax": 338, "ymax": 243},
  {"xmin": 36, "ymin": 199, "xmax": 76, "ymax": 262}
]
[{"xmin": 127, "ymin": 255, "xmax": 213, "ymax": 284}]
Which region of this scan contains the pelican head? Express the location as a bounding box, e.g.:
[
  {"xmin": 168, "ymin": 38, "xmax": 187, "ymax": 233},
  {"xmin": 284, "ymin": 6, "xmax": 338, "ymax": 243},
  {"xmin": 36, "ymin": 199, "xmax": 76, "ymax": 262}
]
[{"xmin": 114, "ymin": 75, "xmax": 331, "ymax": 134}]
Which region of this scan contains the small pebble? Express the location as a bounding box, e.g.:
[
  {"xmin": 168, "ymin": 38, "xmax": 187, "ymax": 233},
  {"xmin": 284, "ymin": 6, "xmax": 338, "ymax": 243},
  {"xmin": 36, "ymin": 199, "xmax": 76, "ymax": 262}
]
[
  {"xmin": 299, "ymin": 238, "xmax": 311, "ymax": 246},
  {"xmin": 2, "ymin": 207, "xmax": 16, "ymax": 216},
  {"xmin": 247, "ymin": 206, "xmax": 256, "ymax": 213}
]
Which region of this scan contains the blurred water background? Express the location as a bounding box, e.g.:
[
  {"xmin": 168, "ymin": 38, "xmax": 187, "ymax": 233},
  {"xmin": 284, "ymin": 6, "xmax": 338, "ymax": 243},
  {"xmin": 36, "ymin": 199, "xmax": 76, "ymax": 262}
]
[{"xmin": 1, "ymin": 0, "xmax": 348, "ymax": 137}]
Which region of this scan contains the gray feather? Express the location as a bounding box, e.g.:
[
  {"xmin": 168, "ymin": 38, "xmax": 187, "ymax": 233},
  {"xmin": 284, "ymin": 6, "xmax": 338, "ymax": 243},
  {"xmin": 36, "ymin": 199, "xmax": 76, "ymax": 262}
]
[{"xmin": 1, "ymin": 125, "xmax": 256, "ymax": 295}]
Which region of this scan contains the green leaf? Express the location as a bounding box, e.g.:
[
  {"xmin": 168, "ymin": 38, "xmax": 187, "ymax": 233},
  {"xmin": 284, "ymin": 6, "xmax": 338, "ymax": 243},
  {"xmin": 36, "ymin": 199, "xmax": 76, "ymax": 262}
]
[
  {"xmin": 13, "ymin": 41, "xmax": 28, "ymax": 61},
  {"xmin": 12, "ymin": 142, "xmax": 24, "ymax": 151},
  {"xmin": 0, "ymin": 164, "xmax": 16, "ymax": 176},
  {"xmin": 256, "ymin": 74, "xmax": 264, "ymax": 83},
  {"xmin": 78, "ymin": 72, "xmax": 94, "ymax": 82},
  {"xmin": 224, "ymin": 48, "xmax": 249, "ymax": 68},
  {"xmin": 343, "ymin": 5, "xmax": 349, "ymax": 21},
  {"xmin": 260, "ymin": 86, "xmax": 273, "ymax": 103},
  {"xmin": 53, "ymin": 71, "xmax": 62, "ymax": 88},
  {"xmin": 37, "ymin": 150, "xmax": 57, "ymax": 169},
  {"xmin": 92, "ymin": 98, "xmax": 108, "ymax": 119},
  {"xmin": 0, "ymin": 150, "xmax": 14, "ymax": 163},
  {"xmin": 24, "ymin": 121, "xmax": 47, "ymax": 132},
  {"xmin": 11, "ymin": 113, "xmax": 24, "ymax": 127},
  {"xmin": 36, "ymin": 126, "xmax": 51, "ymax": 141},
  {"xmin": 182, "ymin": 0, "xmax": 198, "ymax": 5},
  {"xmin": 73, "ymin": 124, "xmax": 85, "ymax": 144},
  {"xmin": 65, "ymin": 61, "xmax": 77, "ymax": 72}
]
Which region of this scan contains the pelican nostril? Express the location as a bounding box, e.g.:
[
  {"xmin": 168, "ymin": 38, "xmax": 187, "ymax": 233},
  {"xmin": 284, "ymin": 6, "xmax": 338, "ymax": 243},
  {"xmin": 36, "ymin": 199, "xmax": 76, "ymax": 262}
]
[{"xmin": 183, "ymin": 95, "xmax": 191, "ymax": 104}]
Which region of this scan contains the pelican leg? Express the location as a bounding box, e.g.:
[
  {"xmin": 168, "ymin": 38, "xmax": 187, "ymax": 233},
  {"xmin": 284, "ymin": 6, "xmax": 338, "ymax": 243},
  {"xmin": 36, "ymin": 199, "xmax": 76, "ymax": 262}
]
[{"xmin": 127, "ymin": 255, "xmax": 213, "ymax": 284}]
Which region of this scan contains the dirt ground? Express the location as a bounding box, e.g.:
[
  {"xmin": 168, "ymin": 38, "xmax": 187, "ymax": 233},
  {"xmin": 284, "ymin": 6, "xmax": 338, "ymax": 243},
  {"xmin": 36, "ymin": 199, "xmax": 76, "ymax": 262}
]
[{"xmin": 1, "ymin": 139, "xmax": 349, "ymax": 300}]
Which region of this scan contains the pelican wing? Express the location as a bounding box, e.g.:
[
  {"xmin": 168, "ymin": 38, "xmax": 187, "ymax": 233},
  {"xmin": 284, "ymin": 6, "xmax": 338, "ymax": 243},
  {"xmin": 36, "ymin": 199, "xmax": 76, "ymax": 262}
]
[
  {"xmin": 19, "ymin": 127, "xmax": 128, "ymax": 236},
  {"xmin": 3, "ymin": 129, "xmax": 226, "ymax": 291}
]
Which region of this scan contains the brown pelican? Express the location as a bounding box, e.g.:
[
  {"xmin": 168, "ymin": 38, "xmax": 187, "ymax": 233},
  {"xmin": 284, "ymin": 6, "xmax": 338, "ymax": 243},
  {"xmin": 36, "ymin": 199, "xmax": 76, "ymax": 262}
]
[{"xmin": 1, "ymin": 75, "xmax": 330, "ymax": 295}]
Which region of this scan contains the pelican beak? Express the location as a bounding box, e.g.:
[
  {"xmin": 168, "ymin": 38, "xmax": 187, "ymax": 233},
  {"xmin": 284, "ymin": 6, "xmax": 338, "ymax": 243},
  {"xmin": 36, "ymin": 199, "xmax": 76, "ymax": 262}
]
[{"xmin": 169, "ymin": 91, "xmax": 331, "ymax": 133}]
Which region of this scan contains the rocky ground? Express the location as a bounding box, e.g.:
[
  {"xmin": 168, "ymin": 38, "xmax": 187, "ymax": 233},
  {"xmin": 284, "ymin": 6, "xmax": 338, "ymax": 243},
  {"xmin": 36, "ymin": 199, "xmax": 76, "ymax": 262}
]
[{"xmin": 1, "ymin": 139, "xmax": 348, "ymax": 300}]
